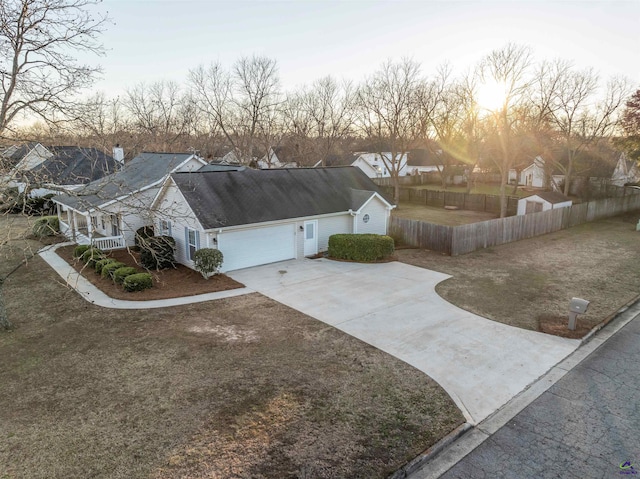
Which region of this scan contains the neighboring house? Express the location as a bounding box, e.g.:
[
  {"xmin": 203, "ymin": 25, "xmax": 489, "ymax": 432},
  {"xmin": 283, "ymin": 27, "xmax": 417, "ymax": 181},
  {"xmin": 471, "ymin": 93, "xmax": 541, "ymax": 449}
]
[
  {"xmin": 18, "ymin": 146, "xmax": 120, "ymax": 197},
  {"xmin": 509, "ymin": 156, "xmax": 548, "ymax": 188},
  {"xmin": 611, "ymin": 153, "xmax": 640, "ymax": 186},
  {"xmin": 151, "ymin": 166, "xmax": 395, "ymax": 272},
  {"xmin": 53, "ymin": 152, "xmax": 207, "ymax": 250},
  {"xmin": 256, "ymin": 147, "xmax": 282, "ymax": 169},
  {"xmin": 351, "ymin": 152, "xmax": 408, "ymax": 178},
  {"xmin": 406, "ymin": 148, "xmax": 444, "ymax": 175},
  {"xmin": 517, "ymin": 191, "xmax": 572, "ymax": 215},
  {"xmin": 1, "ymin": 143, "xmax": 52, "ymax": 187}
]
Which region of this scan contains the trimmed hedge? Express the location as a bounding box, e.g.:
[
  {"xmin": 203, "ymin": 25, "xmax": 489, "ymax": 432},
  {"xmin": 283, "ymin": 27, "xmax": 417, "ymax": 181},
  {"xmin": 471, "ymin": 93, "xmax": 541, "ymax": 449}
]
[
  {"xmin": 95, "ymin": 258, "xmax": 116, "ymax": 274},
  {"xmin": 32, "ymin": 216, "xmax": 60, "ymax": 238},
  {"xmin": 113, "ymin": 266, "xmax": 139, "ymax": 284},
  {"xmin": 101, "ymin": 261, "xmax": 126, "ymax": 279},
  {"xmin": 81, "ymin": 247, "xmax": 105, "ymax": 268},
  {"xmin": 328, "ymin": 234, "xmax": 395, "ymax": 262},
  {"xmin": 193, "ymin": 248, "xmax": 224, "ymax": 278},
  {"xmin": 73, "ymin": 244, "xmax": 91, "ymax": 258},
  {"xmin": 140, "ymin": 235, "xmax": 176, "ymax": 270},
  {"xmin": 123, "ymin": 273, "xmax": 153, "ymax": 292}
]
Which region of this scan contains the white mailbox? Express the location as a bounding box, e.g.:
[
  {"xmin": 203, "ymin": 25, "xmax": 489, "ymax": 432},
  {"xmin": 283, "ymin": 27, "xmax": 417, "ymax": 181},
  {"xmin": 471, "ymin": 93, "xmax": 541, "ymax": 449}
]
[{"xmin": 568, "ymin": 297, "xmax": 590, "ymax": 330}]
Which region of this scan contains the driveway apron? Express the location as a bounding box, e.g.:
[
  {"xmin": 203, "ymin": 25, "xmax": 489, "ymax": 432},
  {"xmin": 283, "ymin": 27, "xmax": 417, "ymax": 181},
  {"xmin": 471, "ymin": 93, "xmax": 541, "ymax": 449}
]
[{"xmin": 229, "ymin": 258, "xmax": 579, "ymax": 424}]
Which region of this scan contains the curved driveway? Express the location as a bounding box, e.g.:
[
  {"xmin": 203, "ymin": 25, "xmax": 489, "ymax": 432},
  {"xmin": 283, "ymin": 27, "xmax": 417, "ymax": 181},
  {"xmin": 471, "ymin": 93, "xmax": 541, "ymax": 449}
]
[{"xmin": 229, "ymin": 258, "xmax": 580, "ymax": 424}]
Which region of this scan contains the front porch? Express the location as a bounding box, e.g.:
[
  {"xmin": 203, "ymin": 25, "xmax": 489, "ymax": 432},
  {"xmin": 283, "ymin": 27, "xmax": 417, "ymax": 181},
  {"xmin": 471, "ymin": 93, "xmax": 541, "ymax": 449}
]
[{"xmin": 58, "ymin": 206, "xmax": 126, "ymax": 251}]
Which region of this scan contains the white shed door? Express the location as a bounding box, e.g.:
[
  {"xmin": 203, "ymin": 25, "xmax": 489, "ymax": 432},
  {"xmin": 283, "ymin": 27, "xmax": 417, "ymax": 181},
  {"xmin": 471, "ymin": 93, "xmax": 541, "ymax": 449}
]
[{"xmin": 218, "ymin": 224, "xmax": 296, "ymax": 272}]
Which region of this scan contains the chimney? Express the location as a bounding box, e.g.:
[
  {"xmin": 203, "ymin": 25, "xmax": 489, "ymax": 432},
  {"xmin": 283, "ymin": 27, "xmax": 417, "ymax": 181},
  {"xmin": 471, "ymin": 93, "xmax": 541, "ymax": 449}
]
[{"xmin": 112, "ymin": 144, "xmax": 124, "ymax": 169}]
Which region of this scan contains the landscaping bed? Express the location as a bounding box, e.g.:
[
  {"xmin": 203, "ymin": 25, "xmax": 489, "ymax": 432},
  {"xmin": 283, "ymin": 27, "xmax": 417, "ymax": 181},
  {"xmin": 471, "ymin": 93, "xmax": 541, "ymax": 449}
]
[
  {"xmin": 397, "ymin": 213, "xmax": 640, "ymax": 338},
  {"xmin": 56, "ymin": 244, "xmax": 244, "ymax": 300}
]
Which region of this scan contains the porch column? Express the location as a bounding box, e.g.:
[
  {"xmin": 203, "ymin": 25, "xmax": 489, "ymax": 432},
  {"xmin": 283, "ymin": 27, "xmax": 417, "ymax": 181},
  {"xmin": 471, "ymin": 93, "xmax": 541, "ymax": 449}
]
[
  {"xmin": 87, "ymin": 214, "xmax": 93, "ymax": 241},
  {"xmin": 70, "ymin": 210, "xmax": 77, "ymax": 242}
]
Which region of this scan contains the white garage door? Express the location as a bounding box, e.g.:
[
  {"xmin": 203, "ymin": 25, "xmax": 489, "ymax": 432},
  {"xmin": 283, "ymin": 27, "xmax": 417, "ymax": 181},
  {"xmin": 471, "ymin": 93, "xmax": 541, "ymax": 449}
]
[{"xmin": 218, "ymin": 224, "xmax": 296, "ymax": 272}]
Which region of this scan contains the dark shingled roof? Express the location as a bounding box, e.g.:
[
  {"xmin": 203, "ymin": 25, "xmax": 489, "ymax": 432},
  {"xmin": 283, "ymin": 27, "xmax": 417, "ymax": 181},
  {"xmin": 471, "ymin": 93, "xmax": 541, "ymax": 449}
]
[
  {"xmin": 1, "ymin": 142, "xmax": 40, "ymax": 168},
  {"xmin": 23, "ymin": 146, "xmax": 118, "ymax": 186},
  {"xmin": 198, "ymin": 163, "xmax": 246, "ymax": 172},
  {"xmin": 171, "ymin": 167, "xmax": 393, "ymax": 229},
  {"xmin": 527, "ymin": 191, "xmax": 572, "ymax": 204},
  {"xmin": 54, "ymin": 152, "xmax": 196, "ymax": 211}
]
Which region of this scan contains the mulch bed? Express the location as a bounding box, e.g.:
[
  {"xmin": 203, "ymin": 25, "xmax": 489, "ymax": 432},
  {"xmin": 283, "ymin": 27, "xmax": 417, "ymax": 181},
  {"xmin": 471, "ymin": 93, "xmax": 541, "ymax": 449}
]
[
  {"xmin": 538, "ymin": 314, "xmax": 591, "ymax": 339},
  {"xmin": 56, "ymin": 245, "xmax": 244, "ymax": 301}
]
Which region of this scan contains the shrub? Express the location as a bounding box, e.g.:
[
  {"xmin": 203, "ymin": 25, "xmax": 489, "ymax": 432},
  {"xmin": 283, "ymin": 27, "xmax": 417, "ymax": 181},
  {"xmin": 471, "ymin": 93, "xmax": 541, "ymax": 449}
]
[
  {"xmin": 80, "ymin": 247, "xmax": 105, "ymax": 267},
  {"xmin": 95, "ymin": 258, "xmax": 116, "ymax": 274},
  {"xmin": 134, "ymin": 225, "xmax": 155, "ymax": 249},
  {"xmin": 113, "ymin": 266, "xmax": 139, "ymax": 284},
  {"xmin": 123, "ymin": 273, "xmax": 153, "ymax": 292},
  {"xmin": 140, "ymin": 235, "xmax": 176, "ymax": 270},
  {"xmin": 193, "ymin": 248, "xmax": 224, "ymax": 278},
  {"xmin": 32, "ymin": 215, "xmax": 60, "ymax": 238},
  {"xmin": 328, "ymin": 234, "xmax": 395, "ymax": 262},
  {"xmin": 101, "ymin": 261, "xmax": 126, "ymax": 279},
  {"xmin": 73, "ymin": 244, "xmax": 91, "ymax": 258}
]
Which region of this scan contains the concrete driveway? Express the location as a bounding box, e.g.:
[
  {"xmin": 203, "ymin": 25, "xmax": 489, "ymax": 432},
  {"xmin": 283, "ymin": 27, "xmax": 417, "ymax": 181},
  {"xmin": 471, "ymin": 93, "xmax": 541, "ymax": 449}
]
[{"xmin": 228, "ymin": 259, "xmax": 580, "ymax": 424}]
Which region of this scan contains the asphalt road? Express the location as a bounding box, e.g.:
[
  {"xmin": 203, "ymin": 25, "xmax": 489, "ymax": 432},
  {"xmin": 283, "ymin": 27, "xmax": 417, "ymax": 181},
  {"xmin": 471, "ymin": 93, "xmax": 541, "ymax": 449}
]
[{"xmin": 438, "ymin": 314, "xmax": 640, "ymax": 479}]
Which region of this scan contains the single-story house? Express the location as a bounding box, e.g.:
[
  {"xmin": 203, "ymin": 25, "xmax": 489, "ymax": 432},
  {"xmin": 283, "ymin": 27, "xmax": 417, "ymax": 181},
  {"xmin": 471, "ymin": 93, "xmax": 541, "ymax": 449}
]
[
  {"xmin": 517, "ymin": 191, "xmax": 573, "ymax": 215},
  {"xmin": 351, "ymin": 152, "xmax": 408, "ymax": 178},
  {"xmin": 53, "ymin": 151, "xmax": 206, "ymax": 250},
  {"xmin": 151, "ymin": 166, "xmax": 395, "ymax": 272},
  {"xmin": 509, "ymin": 156, "xmax": 548, "ymax": 188},
  {"xmin": 19, "ymin": 146, "xmax": 120, "ymax": 196}
]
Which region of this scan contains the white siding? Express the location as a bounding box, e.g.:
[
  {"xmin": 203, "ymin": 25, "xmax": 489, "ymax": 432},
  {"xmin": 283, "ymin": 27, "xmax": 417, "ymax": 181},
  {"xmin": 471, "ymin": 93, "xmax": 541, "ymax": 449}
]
[
  {"xmin": 175, "ymin": 157, "xmax": 206, "ymax": 173},
  {"xmin": 355, "ymin": 197, "xmax": 390, "ymax": 235},
  {"xmin": 101, "ymin": 188, "xmax": 159, "ymax": 246},
  {"xmin": 318, "ymin": 214, "xmax": 352, "ymax": 251},
  {"xmin": 151, "ymin": 182, "xmax": 202, "ymax": 267}
]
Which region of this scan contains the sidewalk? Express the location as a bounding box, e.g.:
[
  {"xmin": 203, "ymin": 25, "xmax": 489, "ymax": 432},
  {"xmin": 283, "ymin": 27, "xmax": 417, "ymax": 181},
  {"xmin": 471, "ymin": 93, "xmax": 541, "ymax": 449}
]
[
  {"xmin": 409, "ymin": 298, "xmax": 640, "ymax": 479},
  {"xmin": 38, "ymin": 243, "xmax": 253, "ymax": 309}
]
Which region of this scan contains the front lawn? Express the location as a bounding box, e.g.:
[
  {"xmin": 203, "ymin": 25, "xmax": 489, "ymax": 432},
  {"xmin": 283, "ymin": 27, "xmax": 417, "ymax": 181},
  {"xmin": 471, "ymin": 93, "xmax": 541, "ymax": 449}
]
[{"xmin": 0, "ymin": 216, "xmax": 463, "ymax": 479}]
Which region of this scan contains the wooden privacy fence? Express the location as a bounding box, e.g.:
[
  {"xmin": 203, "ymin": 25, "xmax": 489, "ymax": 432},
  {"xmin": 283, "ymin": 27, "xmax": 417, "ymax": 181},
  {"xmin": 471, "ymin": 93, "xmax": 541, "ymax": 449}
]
[
  {"xmin": 379, "ymin": 186, "xmax": 520, "ymax": 216},
  {"xmin": 390, "ymin": 192, "xmax": 640, "ymax": 256}
]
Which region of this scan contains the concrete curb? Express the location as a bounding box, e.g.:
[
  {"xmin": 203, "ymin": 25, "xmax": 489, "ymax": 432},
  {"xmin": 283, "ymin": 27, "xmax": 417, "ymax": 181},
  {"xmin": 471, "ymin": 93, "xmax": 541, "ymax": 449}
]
[
  {"xmin": 388, "ymin": 422, "xmax": 473, "ymax": 479},
  {"xmin": 581, "ymin": 293, "xmax": 640, "ymax": 344},
  {"xmin": 402, "ymin": 294, "xmax": 640, "ymax": 479},
  {"xmin": 38, "ymin": 242, "xmax": 254, "ymax": 309}
]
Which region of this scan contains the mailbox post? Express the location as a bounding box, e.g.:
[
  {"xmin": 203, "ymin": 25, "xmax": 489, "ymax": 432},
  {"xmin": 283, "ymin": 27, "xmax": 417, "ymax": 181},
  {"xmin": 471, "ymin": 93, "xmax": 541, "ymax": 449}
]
[{"xmin": 568, "ymin": 297, "xmax": 590, "ymax": 330}]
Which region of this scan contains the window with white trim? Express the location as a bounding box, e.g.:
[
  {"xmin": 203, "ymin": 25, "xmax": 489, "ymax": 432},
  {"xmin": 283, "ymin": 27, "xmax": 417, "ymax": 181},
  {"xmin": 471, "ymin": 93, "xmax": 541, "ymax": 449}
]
[
  {"xmin": 160, "ymin": 220, "xmax": 171, "ymax": 236},
  {"xmin": 186, "ymin": 227, "xmax": 198, "ymax": 261}
]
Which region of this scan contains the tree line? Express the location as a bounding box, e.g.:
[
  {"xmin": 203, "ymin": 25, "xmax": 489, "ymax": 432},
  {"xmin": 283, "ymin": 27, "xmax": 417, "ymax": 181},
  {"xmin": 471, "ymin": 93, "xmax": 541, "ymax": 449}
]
[{"xmin": 1, "ymin": 1, "xmax": 639, "ymax": 216}]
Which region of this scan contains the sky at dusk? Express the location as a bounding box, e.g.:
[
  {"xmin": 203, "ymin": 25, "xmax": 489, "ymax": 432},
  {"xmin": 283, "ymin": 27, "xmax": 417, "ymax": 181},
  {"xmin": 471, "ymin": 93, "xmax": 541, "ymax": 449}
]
[{"xmin": 86, "ymin": 0, "xmax": 640, "ymax": 95}]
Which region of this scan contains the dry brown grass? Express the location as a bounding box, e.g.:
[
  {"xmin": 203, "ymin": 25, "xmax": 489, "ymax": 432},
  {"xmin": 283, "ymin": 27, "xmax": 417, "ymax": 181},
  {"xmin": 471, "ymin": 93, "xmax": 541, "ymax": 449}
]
[
  {"xmin": 397, "ymin": 213, "xmax": 640, "ymax": 334},
  {"xmin": 0, "ymin": 214, "xmax": 463, "ymax": 479},
  {"xmin": 393, "ymin": 202, "xmax": 498, "ymax": 226}
]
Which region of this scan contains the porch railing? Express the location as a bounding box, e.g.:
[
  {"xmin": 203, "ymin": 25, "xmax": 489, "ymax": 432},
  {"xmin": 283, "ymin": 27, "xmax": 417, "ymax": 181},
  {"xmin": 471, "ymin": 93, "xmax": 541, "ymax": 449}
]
[{"xmin": 92, "ymin": 235, "xmax": 126, "ymax": 250}]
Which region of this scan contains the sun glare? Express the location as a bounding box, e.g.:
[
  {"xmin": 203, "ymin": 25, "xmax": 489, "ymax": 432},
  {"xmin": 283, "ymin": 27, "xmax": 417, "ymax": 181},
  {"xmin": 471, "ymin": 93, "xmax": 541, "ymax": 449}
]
[{"xmin": 476, "ymin": 81, "xmax": 507, "ymax": 112}]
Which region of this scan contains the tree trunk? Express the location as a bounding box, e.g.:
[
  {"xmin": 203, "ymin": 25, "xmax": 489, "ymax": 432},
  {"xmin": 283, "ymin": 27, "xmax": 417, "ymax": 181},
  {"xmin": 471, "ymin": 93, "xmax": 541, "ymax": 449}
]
[{"xmin": 500, "ymin": 168, "xmax": 508, "ymax": 218}]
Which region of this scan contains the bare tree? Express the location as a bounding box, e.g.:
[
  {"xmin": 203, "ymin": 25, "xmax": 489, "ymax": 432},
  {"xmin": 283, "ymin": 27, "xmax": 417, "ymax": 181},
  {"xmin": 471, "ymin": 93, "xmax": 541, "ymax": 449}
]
[
  {"xmin": 283, "ymin": 76, "xmax": 354, "ymax": 167},
  {"xmin": 124, "ymin": 80, "xmax": 197, "ymax": 152},
  {"xmin": 356, "ymin": 59, "xmax": 425, "ymax": 205},
  {"xmin": 190, "ymin": 55, "xmax": 282, "ymax": 165},
  {"xmin": 0, "ymin": 0, "xmax": 109, "ymax": 138},
  {"xmin": 545, "ymin": 69, "xmax": 630, "ymax": 195},
  {"xmin": 479, "ymin": 43, "xmax": 533, "ymax": 217}
]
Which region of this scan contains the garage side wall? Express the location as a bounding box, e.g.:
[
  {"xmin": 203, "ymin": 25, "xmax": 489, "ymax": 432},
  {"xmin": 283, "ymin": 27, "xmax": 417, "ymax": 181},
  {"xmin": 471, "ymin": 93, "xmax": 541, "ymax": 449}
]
[
  {"xmin": 316, "ymin": 214, "xmax": 352, "ymax": 252},
  {"xmin": 355, "ymin": 198, "xmax": 390, "ymax": 235}
]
